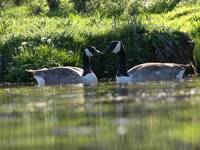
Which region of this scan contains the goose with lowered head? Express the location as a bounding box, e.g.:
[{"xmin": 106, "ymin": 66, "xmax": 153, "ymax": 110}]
[
  {"xmin": 26, "ymin": 46, "xmax": 102, "ymax": 86},
  {"xmin": 104, "ymin": 41, "xmax": 195, "ymax": 84}
]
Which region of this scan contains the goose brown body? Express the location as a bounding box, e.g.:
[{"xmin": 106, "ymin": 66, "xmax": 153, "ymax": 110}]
[
  {"xmin": 26, "ymin": 46, "xmax": 102, "ymax": 86},
  {"xmin": 128, "ymin": 63, "xmax": 193, "ymax": 83},
  {"xmin": 27, "ymin": 67, "xmax": 83, "ymax": 85},
  {"xmin": 105, "ymin": 41, "xmax": 196, "ymax": 84}
]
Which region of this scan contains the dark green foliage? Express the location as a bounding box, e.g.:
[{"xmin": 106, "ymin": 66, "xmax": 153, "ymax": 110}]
[
  {"xmin": 149, "ymin": 30, "xmax": 196, "ymax": 65},
  {"xmin": 71, "ymin": 0, "xmax": 128, "ymax": 17},
  {"xmin": 71, "ymin": 0, "xmax": 89, "ymax": 13},
  {"xmin": 6, "ymin": 44, "xmax": 78, "ymax": 82},
  {"xmin": 47, "ymin": 0, "xmax": 59, "ymax": 11},
  {"xmin": 13, "ymin": 0, "xmax": 22, "ymax": 6},
  {"xmin": 27, "ymin": 4, "xmax": 43, "ymax": 15},
  {"xmin": 0, "ymin": 34, "xmax": 81, "ymax": 82},
  {"xmin": 0, "ymin": 54, "xmax": 3, "ymax": 76},
  {"xmin": 97, "ymin": 0, "xmax": 128, "ymax": 18},
  {"xmin": 149, "ymin": 29, "xmax": 181, "ymax": 61}
]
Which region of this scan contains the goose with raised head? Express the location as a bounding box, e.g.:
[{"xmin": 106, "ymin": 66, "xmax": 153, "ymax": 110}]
[
  {"xmin": 26, "ymin": 46, "xmax": 102, "ymax": 86},
  {"xmin": 104, "ymin": 41, "xmax": 196, "ymax": 84}
]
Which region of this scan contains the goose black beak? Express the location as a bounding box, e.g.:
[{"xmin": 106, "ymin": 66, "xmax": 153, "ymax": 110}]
[
  {"xmin": 92, "ymin": 49, "xmax": 103, "ymax": 59},
  {"xmin": 94, "ymin": 49, "xmax": 103, "ymax": 56}
]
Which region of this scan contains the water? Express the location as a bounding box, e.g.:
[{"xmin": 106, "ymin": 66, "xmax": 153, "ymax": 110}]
[{"xmin": 1, "ymin": 79, "xmax": 200, "ymax": 150}]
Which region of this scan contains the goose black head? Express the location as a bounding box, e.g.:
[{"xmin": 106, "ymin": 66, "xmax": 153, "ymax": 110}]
[
  {"xmin": 83, "ymin": 46, "xmax": 103, "ymax": 58},
  {"xmin": 104, "ymin": 41, "xmax": 124, "ymax": 54}
]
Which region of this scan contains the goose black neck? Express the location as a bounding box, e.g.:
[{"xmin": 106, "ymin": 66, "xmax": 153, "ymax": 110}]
[
  {"xmin": 117, "ymin": 47, "xmax": 129, "ymax": 77},
  {"xmin": 82, "ymin": 52, "xmax": 92, "ymax": 76}
]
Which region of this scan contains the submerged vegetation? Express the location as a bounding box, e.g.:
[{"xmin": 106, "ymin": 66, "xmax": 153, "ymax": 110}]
[{"xmin": 0, "ymin": 0, "xmax": 200, "ymax": 82}]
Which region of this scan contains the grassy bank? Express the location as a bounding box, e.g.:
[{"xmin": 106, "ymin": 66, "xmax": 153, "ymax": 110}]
[
  {"xmin": 0, "ymin": 0, "xmax": 200, "ymax": 82},
  {"xmin": 141, "ymin": 3, "xmax": 200, "ymax": 62}
]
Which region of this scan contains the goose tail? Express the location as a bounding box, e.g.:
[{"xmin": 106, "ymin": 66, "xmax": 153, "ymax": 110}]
[
  {"xmin": 26, "ymin": 69, "xmax": 36, "ymax": 74},
  {"xmin": 183, "ymin": 63, "xmax": 197, "ymax": 77}
]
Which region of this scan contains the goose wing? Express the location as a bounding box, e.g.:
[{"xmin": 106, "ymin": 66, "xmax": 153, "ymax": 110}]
[
  {"xmin": 70, "ymin": 66, "xmax": 84, "ymax": 73},
  {"xmin": 28, "ymin": 67, "xmax": 83, "ymax": 85},
  {"xmin": 128, "ymin": 63, "xmax": 186, "ymax": 82}
]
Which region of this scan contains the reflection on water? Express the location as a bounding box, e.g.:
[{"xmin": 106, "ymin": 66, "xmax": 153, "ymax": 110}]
[{"xmin": 1, "ymin": 79, "xmax": 200, "ymax": 150}]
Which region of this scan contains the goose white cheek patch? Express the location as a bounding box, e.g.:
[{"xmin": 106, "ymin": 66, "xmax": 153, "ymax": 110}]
[
  {"xmin": 113, "ymin": 42, "xmax": 121, "ymax": 54},
  {"xmin": 85, "ymin": 48, "xmax": 93, "ymax": 57}
]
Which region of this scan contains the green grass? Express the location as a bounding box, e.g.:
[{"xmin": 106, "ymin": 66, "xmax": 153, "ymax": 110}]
[
  {"xmin": 141, "ymin": 4, "xmax": 200, "ymax": 61},
  {"xmin": 0, "ymin": 1, "xmax": 200, "ymax": 82}
]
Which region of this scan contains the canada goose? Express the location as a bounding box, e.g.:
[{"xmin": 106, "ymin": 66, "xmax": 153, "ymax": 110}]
[
  {"xmin": 26, "ymin": 46, "xmax": 102, "ymax": 86},
  {"xmin": 104, "ymin": 41, "xmax": 196, "ymax": 84}
]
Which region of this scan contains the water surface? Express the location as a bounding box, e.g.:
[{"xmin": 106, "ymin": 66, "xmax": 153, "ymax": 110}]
[{"xmin": 1, "ymin": 79, "xmax": 200, "ymax": 150}]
